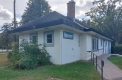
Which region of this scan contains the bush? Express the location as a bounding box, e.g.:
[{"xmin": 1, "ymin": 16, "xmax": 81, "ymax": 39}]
[
  {"xmin": 114, "ymin": 44, "xmax": 122, "ymax": 55},
  {"xmin": 8, "ymin": 42, "xmax": 52, "ymax": 69},
  {"xmin": 7, "ymin": 51, "xmax": 21, "ymax": 68}
]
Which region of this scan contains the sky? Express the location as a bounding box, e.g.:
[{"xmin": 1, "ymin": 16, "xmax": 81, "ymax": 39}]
[{"xmin": 0, "ymin": 0, "xmax": 94, "ymax": 29}]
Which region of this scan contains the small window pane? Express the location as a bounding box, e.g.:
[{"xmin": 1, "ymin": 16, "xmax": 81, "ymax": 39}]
[
  {"xmin": 30, "ymin": 33, "xmax": 38, "ymax": 44},
  {"xmin": 33, "ymin": 36, "xmax": 37, "ymax": 44},
  {"xmin": 47, "ymin": 34, "xmax": 52, "ymax": 39},
  {"xmin": 46, "ymin": 34, "xmax": 52, "ymax": 43},
  {"xmin": 47, "ymin": 39, "xmax": 52, "ymax": 43},
  {"xmin": 92, "ymin": 38, "xmax": 99, "ymax": 51},
  {"xmin": 44, "ymin": 31, "xmax": 54, "ymax": 47}
]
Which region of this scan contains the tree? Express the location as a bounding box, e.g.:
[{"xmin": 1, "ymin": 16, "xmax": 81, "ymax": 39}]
[
  {"xmin": 21, "ymin": 0, "xmax": 52, "ymax": 24},
  {"xmin": 83, "ymin": 0, "xmax": 122, "ymax": 44},
  {"xmin": 0, "ymin": 23, "xmax": 14, "ymax": 50}
]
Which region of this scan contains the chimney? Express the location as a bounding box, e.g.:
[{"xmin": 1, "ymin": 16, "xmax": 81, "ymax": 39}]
[{"xmin": 67, "ymin": 0, "xmax": 75, "ymax": 19}]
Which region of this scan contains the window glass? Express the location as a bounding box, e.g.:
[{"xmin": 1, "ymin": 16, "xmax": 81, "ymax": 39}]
[
  {"xmin": 106, "ymin": 41, "xmax": 107, "ymax": 46},
  {"xmin": 101, "ymin": 39, "xmax": 103, "ymax": 46},
  {"xmin": 47, "ymin": 34, "xmax": 52, "ymax": 43},
  {"xmin": 30, "ymin": 33, "xmax": 38, "ymax": 44},
  {"xmin": 44, "ymin": 31, "xmax": 54, "ymax": 47},
  {"xmin": 92, "ymin": 38, "xmax": 98, "ymax": 51},
  {"xmin": 32, "ymin": 36, "xmax": 37, "ymax": 44}
]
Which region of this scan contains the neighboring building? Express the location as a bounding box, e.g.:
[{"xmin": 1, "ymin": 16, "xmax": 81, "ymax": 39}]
[{"xmin": 9, "ymin": 0, "xmax": 113, "ymax": 65}]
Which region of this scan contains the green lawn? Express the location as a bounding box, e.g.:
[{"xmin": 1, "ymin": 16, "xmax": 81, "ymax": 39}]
[
  {"xmin": 0, "ymin": 54, "xmax": 102, "ymax": 80},
  {"xmin": 108, "ymin": 56, "xmax": 122, "ymax": 69},
  {"xmin": 0, "ymin": 53, "xmax": 9, "ymax": 66}
]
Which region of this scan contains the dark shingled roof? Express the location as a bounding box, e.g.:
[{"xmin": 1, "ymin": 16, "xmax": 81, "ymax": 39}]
[{"xmin": 9, "ymin": 11, "xmax": 113, "ymax": 40}]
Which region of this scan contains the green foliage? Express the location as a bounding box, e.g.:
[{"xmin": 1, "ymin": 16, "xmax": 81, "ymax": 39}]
[
  {"xmin": 83, "ymin": 0, "xmax": 122, "ymax": 43},
  {"xmin": 108, "ymin": 56, "xmax": 122, "ymax": 69},
  {"xmin": 21, "ymin": 0, "xmax": 51, "ymax": 24},
  {"xmin": 0, "ymin": 62, "xmax": 101, "ymax": 80},
  {"xmin": 8, "ymin": 42, "xmax": 51, "ymax": 69},
  {"xmin": 114, "ymin": 44, "xmax": 122, "ymax": 55},
  {"xmin": 0, "ymin": 23, "xmax": 14, "ymax": 50},
  {"xmin": 11, "ymin": 42, "xmax": 19, "ymax": 51}
]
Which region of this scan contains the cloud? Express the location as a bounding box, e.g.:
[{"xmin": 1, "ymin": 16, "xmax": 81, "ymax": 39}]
[
  {"xmin": 0, "ymin": 5, "xmax": 13, "ymax": 20},
  {"xmin": 0, "ymin": 0, "xmax": 94, "ymax": 28},
  {"xmin": 48, "ymin": 0, "xmax": 94, "ymax": 18},
  {"xmin": 0, "ymin": 5, "xmax": 14, "ymax": 28},
  {"xmin": 0, "ymin": 2, "xmax": 21, "ymax": 28},
  {"xmin": 51, "ymin": 6, "xmax": 57, "ymax": 11},
  {"xmin": 75, "ymin": 0, "xmax": 94, "ymax": 16}
]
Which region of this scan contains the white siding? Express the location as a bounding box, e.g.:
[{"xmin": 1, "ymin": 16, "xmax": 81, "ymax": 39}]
[
  {"xmin": 80, "ymin": 34, "xmax": 87, "ymax": 60},
  {"xmin": 19, "ymin": 29, "xmax": 61, "ymax": 65},
  {"xmin": 80, "ymin": 34, "xmax": 92, "ymax": 60},
  {"xmin": 61, "ymin": 29, "xmax": 81, "ymax": 64},
  {"xmin": 19, "ymin": 33, "xmax": 30, "ymax": 44},
  {"xmin": 18, "ymin": 27, "xmax": 112, "ymax": 64}
]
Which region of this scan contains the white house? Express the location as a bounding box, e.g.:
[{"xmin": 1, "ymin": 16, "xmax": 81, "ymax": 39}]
[{"xmin": 9, "ymin": 0, "xmax": 113, "ymax": 65}]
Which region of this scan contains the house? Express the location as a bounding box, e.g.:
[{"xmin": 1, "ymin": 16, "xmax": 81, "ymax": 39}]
[{"xmin": 9, "ymin": 0, "xmax": 113, "ymax": 65}]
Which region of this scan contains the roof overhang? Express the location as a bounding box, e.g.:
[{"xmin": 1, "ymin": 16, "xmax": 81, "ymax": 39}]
[
  {"xmin": 8, "ymin": 19, "xmax": 86, "ymax": 34},
  {"xmin": 85, "ymin": 28, "xmax": 113, "ymax": 41},
  {"xmin": 8, "ymin": 18, "xmax": 113, "ymax": 41}
]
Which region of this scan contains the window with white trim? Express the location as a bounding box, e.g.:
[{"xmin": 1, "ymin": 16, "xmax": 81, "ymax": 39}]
[
  {"xmin": 44, "ymin": 31, "xmax": 54, "ymax": 47},
  {"xmin": 30, "ymin": 33, "xmax": 38, "ymax": 44},
  {"xmin": 92, "ymin": 38, "xmax": 98, "ymax": 51}
]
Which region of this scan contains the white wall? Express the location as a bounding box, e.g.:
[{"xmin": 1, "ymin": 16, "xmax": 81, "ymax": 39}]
[
  {"xmin": 19, "ymin": 33, "xmax": 30, "ymax": 44},
  {"xmin": 80, "ymin": 34, "xmax": 87, "ymax": 60},
  {"xmin": 19, "ymin": 28, "xmax": 61, "ymax": 65},
  {"xmin": 19, "ymin": 28, "xmax": 112, "ymax": 64},
  {"xmin": 38, "ymin": 29, "xmax": 61, "ymax": 65},
  {"xmin": 61, "ymin": 29, "xmax": 81, "ymax": 64},
  {"xmin": 80, "ymin": 35, "xmax": 112, "ymax": 61}
]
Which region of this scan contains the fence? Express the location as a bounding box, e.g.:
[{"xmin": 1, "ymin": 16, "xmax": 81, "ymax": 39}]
[{"xmin": 87, "ymin": 51, "xmax": 104, "ymax": 80}]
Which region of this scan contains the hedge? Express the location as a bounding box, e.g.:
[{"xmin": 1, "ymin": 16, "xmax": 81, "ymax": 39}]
[{"xmin": 114, "ymin": 44, "xmax": 122, "ymax": 55}]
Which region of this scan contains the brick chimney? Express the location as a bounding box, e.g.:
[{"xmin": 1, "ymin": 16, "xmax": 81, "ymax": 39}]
[{"xmin": 67, "ymin": 0, "xmax": 75, "ymax": 19}]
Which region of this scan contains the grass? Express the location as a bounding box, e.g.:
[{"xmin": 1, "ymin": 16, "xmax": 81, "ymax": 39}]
[
  {"xmin": 0, "ymin": 54, "xmax": 102, "ymax": 80},
  {"xmin": 0, "ymin": 53, "xmax": 9, "ymax": 66},
  {"xmin": 108, "ymin": 56, "xmax": 122, "ymax": 69}
]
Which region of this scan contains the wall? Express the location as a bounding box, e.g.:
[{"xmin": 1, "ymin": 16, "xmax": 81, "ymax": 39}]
[
  {"xmin": 80, "ymin": 34, "xmax": 112, "ymax": 60},
  {"xmin": 19, "ymin": 28, "xmax": 112, "ymax": 64},
  {"xmin": 38, "ymin": 28, "xmax": 61, "ymax": 65},
  {"xmin": 61, "ymin": 29, "xmax": 81, "ymax": 64},
  {"xmin": 19, "ymin": 33, "xmax": 30, "ymax": 44},
  {"xmin": 19, "ymin": 28, "xmax": 61, "ymax": 65},
  {"xmin": 80, "ymin": 34, "xmax": 87, "ymax": 60}
]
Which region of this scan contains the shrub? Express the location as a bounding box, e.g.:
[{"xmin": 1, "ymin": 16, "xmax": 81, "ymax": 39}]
[
  {"xmin": 38, "ymin": 45, "xmax": 51, "ymax": 66},
  {"xmin": 8, "ymin": 42, "xmax": 52, "ymax": 69},
  {"xmin": 114, "ymin": 44, "xmax": 122, "ymax": 55},
  {"xmin": 7, "ymin": 51, "xmax": 12, "ymax": 60},
  {"xmin": 7, "ymin": 51, "xmax": 21, "ymax": 68}
]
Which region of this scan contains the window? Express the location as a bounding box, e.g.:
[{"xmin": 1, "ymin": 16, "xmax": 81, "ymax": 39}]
[
  {"xmin": 106, "ymin": 41, "xmax": 107, "ymax": 47},
  {"xmin": 47, "ymin": 34, "xmax": 52, "ymax": 43},
  {"xmin": 101, "ymin": 39, "xmax": 103, "ymax": 46},
  {"xmin": 30, "ymin": 33, "xmax": 38, "ymax": 44},
  {"xmin": 92, "ymin": 38, "xmax": 98, "ymax": 51},
  {"xmin": 44, "ymin": 31, "xmax": 54, "ymax": 47}
]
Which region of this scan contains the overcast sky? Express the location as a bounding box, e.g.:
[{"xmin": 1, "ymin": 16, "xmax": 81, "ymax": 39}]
[{"xmin": 0, "ymin": 0, "xmax": 94, "ymax": 29}]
